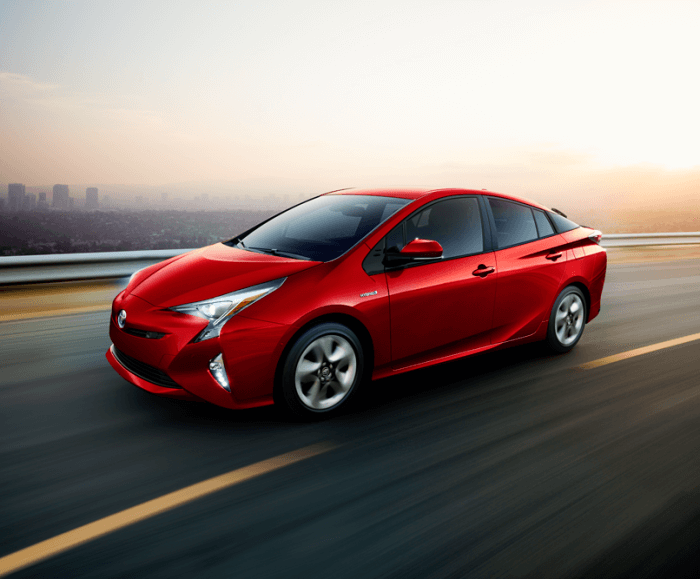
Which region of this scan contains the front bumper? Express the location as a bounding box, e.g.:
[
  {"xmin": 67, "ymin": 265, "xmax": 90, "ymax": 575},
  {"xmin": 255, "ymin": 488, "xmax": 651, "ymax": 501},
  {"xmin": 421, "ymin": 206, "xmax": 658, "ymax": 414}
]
[
  {"xmin": 107, "ymin": 291, "xmax": 289, "ymax": 410},
  {"xmin": 106, "ymin": 345, "xmax": 202, "ymax": 401}
]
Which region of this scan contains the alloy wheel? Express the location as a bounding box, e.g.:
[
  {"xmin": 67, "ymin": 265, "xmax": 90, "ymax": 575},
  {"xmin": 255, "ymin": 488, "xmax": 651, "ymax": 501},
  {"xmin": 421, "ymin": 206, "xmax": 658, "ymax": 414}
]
[
  {"xmin": 294, "ymin": 334, "xmax": 357, "ymax": 410},
  {"xmin": 555, "ymin": 293, "xmax": 584, "ymax": 346}
]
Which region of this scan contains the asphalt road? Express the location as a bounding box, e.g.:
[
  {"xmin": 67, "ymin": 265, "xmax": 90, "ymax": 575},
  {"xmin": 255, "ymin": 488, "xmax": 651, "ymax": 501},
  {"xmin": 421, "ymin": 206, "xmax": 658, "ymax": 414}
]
[{"xmin": 1, "ymin": 255, "xmax": 700, "ymax": 578}]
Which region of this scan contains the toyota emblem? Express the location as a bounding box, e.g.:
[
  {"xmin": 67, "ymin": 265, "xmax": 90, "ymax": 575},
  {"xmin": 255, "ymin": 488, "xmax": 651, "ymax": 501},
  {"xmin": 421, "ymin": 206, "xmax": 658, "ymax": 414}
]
[{"xmin": 117, "ymin": 310, "xmax": 127, "ymax": 329}]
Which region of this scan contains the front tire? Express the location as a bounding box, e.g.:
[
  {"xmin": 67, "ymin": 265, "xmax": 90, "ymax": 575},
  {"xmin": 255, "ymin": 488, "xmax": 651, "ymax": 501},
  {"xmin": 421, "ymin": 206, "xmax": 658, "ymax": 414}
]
[
  {"xmin": 546, "ymin": 286, "xmax": 587, "ymax": 353},
  {"xmin": 279, "ymin": 323, "xmax": 364, "ymax": 419}
]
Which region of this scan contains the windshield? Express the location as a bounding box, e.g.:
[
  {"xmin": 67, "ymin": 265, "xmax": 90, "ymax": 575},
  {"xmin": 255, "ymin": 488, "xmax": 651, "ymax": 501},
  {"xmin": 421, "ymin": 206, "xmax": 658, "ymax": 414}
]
[{"xmin": 231, "ymin": 195, "xmax": 411, "ymax": 262}]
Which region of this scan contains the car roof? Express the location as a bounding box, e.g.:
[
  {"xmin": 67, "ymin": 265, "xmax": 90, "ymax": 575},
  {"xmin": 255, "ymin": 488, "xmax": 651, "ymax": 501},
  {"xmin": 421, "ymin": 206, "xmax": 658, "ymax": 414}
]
[
  {"xmin": 325, "ymin": 187, "xmax": 552, "ymax": 211},
  {"xmin": 324, "ymin": 187, "xmax": 431, "ymax": 200}
]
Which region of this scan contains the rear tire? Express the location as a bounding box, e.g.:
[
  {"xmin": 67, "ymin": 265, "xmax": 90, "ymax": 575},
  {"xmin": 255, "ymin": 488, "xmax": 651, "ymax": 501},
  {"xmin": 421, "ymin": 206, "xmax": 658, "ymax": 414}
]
[
  {"xmin": 279, "ymin": 323, "xmax": 364, "ymax": 419},
  {"xmin": 546, "ymin": 286, "xmax": 587, "ymax": 353}
]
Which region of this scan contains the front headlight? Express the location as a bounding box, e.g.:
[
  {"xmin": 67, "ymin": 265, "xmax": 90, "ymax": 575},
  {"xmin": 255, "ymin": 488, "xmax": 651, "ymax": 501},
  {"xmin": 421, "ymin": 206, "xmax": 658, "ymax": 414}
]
[{"xmin": 170, "ymin": 278, "xmax": 286, "ymax": 342}]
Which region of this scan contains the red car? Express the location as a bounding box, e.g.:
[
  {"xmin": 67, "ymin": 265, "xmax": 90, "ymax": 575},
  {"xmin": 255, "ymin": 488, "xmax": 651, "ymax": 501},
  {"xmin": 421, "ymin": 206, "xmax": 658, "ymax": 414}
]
[{"xmin": 107, "ymin": 188, "xmax": 606, "ymax": 417}]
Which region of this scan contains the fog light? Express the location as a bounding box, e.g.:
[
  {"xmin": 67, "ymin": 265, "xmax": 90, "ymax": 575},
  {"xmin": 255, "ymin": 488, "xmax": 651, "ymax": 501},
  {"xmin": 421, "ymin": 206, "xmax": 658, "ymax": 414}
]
[{"xmin": 209, "ymin": 353, "xmax": 231, "ymax": 392}]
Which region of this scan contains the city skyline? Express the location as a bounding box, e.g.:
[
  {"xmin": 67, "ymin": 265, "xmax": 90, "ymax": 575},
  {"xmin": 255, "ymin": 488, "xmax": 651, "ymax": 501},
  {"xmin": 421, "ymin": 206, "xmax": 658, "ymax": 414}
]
[
  {"xmin": 1, "ymin": 0, "xmax": 699, "ymax": 220},
  {"xmin": 0, "ymin": 180, "xmax": 308, "ymax": 213},
  {"xmin": 2, "ymin": 160, "xmax": 699, "ymax": 217}
]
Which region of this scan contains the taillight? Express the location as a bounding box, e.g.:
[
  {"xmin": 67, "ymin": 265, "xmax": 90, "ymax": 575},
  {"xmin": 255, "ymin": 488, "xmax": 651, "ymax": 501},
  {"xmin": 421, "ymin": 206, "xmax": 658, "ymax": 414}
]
[{"xmin": 588, "ymin": 230, "xmax": 603, "ymax": 244}]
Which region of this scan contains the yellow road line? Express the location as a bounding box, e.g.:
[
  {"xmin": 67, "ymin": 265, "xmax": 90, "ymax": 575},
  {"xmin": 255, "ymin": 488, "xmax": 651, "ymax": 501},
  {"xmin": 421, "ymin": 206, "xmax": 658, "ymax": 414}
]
[
  {"xmin": 0, "ymin": 442, "xmax": 335, "ymax": 577},
  {"xmin": 578, "ymin": 332, "xmax": 700, "ymax": 370},
  {"xmin": 0, "ymin": 305, "xmax": 111, "ymax": 322}
]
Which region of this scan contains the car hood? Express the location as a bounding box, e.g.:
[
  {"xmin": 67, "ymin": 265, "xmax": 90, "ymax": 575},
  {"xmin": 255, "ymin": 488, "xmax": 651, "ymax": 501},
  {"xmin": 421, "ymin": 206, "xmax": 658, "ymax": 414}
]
[{"xmin": 131, "ymin": 243, "xmax": 321, "ymax": 307}]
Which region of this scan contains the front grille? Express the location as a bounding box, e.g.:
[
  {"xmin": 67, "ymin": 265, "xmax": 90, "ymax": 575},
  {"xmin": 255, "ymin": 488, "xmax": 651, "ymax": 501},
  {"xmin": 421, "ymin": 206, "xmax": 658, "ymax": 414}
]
[
  {"xmin": 123, "ymin": 327, "xmax": 166, "ymax": 339},
  {"xmin": 112, "ymin": 346, "xmax": 181, "ymax": 389}
]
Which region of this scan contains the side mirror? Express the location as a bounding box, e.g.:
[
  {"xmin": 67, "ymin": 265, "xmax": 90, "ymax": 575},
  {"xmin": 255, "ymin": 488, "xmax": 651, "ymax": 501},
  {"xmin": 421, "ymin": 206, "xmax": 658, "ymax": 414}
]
[{"xmin": 384, "ymin": 238, "xmax": 443, "ymax": 266}]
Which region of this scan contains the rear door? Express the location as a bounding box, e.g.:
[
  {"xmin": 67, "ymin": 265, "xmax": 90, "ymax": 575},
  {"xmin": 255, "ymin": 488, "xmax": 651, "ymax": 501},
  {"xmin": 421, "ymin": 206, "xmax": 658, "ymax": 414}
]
[
  {"xmin": 486, "ymin": 197, "xmax": 568, "ymax": 344},
  {"xmin": 385, "ymin": 196, "xmax": 497, "ymax": 368}
]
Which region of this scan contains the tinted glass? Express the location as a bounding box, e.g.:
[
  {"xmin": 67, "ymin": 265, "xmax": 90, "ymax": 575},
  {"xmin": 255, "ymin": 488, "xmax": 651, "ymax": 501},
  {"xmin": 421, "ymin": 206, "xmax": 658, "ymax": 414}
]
[
  {"xmin": 385, "ymin": 223, "xmax": 405, "ymax": 251},
  {"xmin": 488, "ymin": 198, "xmax": 538, "ymax": 249},
  {"xmin": 533, "ymin": 209, "xmax": 555, "ymax": 237},
  {"xmin": 405, "ymin": 197, "xmax": 483, "ymax": 259},
  {"xmin": 238, "ymin": 195, "xmax": 411, "ymax": 262},
  {"xmin": 548, "ymin": 211, "xmax": 579, "ymax": 233}
]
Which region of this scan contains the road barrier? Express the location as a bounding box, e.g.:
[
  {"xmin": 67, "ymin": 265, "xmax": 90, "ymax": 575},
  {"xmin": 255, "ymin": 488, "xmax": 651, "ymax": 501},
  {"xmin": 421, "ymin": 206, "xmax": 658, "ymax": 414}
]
[
  {"xmin": 0, "ymin": 249, "xmax": 196, "ymax": 285},
  {"xmin": 1, "ymin": 233, "xmax": 699, "ymax": 285},
  {"xmin": 602, "ymin": 232, "xmax": 700, "ymax": 247}
]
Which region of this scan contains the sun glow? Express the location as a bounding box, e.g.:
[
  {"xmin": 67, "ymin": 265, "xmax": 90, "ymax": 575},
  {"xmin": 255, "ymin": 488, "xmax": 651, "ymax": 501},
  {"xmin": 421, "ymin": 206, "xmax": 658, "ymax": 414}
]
[{"xmin": 1, "ymin": 0, "xmax": 699, "ymax": 194}]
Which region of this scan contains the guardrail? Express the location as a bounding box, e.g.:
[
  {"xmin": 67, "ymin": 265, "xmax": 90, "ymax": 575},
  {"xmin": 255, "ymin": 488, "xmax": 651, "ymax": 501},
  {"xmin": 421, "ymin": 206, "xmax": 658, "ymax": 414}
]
[
  {"xmin": 1, "ymin": 233, "xmax": 699, "ymax": 285},
  {"xmin": 602, "ymin": 232, "xmax": 700, "ymax": 247},
  {"xmin": 0, "ymin": 249, "xmax": 196, "ymax": 285}
]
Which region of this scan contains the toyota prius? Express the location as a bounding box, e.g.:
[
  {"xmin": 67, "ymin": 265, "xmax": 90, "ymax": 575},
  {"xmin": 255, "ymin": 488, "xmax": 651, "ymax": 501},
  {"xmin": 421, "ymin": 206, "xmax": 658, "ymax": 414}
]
[{"xmin": 107, "ymin": 188, "xmax": 607, "ymax": 418}]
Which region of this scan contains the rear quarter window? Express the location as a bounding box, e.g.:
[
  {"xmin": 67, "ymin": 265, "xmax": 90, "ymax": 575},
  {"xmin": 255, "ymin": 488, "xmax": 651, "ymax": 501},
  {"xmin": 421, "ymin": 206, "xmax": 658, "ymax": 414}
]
[
  {"xmin": 547, "ymin": 211, "xmax": 579, "ymax": 233},
  {"xmin": 533, "ymin": 209, "xmax": 555, "ymax": 237}
]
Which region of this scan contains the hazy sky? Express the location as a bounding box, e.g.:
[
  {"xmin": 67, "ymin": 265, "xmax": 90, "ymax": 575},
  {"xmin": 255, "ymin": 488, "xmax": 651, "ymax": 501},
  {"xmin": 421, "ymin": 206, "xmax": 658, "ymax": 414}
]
[{"xmin": 1, "ymin": 0, "xmax": 698, "ymax": 208}]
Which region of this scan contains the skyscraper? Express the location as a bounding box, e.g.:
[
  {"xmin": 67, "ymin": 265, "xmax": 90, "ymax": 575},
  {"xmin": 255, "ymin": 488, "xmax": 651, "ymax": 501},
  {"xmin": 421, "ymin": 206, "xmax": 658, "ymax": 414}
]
[
  {"xmin": 86, "ymin": 187, "xmax": 99, "ymax": 210},
  {"xmin": 8, "ymin": 183, "xmax": 26, "ymax": 211},
  {"xmin": 23, "ymin": 193, "xmax": 37, "ymax": 211},
  {"xmin": 52, "ymin": 184, "xmax": 70, "ymax": 209},
  {"xmin": 37, "ymin": 192, "xmax": 49, "ymax": 211}
]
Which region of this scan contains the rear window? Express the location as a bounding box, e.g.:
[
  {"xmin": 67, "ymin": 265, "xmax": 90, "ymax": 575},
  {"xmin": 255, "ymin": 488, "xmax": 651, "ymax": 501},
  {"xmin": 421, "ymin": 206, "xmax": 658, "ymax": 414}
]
[
  {"xmin": 548, "ymin": 211, "xmax": 579, "ymax": 233},
  {"xmin": 488, "ymin": 198, "xmax": 538, "ymax": 249}
]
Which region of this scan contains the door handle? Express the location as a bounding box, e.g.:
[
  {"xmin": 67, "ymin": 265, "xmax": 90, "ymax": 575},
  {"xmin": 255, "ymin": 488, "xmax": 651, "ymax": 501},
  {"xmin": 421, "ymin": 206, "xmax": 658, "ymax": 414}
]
[
  {"xmin": 546, "ymin": 252, "xmax": 563, "ymax": 261},
  {"xmin": 472, "ymin": 264, "xmax": 495, "ymax": 277}
]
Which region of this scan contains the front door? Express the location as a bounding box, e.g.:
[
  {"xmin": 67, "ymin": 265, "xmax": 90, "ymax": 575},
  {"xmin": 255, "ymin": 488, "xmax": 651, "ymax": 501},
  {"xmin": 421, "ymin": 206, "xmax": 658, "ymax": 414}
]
[{"xmin": 385, "ymin": 197, "xmax": 497, "ymax": 369}]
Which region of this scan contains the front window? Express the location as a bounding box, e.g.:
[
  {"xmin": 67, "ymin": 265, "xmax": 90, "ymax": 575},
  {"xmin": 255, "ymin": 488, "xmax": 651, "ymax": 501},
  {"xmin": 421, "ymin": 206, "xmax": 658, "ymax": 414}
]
[
  {"xmin": 232, "ymin": 195, "xmax": 411, "ymax": 262},
  {"xmin": 404, "ymin": 197, "xmax": 484, "ymax": 259}
]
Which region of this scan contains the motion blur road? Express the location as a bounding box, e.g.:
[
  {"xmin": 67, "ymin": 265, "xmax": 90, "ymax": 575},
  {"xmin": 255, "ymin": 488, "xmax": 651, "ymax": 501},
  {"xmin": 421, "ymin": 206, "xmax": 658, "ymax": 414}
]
[{"xmin": 2, "ymin": 250, "xmax": 700, "ymax": 578}]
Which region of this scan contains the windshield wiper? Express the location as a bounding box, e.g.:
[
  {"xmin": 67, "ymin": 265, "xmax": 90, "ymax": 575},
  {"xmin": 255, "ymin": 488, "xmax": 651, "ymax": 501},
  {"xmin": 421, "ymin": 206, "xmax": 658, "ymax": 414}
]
[{"xmin": 247, "ymin": 247, "xmax": 311, "ymax": 261}]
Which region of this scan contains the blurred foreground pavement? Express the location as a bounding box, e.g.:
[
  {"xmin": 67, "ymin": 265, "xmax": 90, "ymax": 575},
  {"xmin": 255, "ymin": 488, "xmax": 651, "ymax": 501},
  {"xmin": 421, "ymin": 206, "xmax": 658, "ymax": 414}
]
[{"xmin": 1, "ymin": 244, "xmax": 700, "ymax": 578}]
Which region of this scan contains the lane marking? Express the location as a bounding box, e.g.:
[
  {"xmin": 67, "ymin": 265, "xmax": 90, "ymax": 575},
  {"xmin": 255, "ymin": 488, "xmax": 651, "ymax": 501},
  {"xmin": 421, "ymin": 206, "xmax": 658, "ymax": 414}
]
[
  {"xmin": 578, "ymin": 332, "xmax": 700, "ymax": 370},
  {"xmin": 0, "ymin": 442, "xmax": 335, "ymax": 577},
  {"xmin": 0, "ymin": 305, "xmax": 111, "ymax": 322}
]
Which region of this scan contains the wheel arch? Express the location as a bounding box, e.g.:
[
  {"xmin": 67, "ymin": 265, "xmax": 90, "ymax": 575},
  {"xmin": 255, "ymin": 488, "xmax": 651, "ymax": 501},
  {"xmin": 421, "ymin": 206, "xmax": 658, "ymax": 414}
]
[
  {"xmin": 273, "ymin": 313, "xmax": 375, "ymax": 403},
  {"xmin": 551, "ymin": 278, "xmax": 591, "ymax": 323},
  {"xmin": 568, "ymin": 280, "xmax": 592, "ymax": 321}
]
